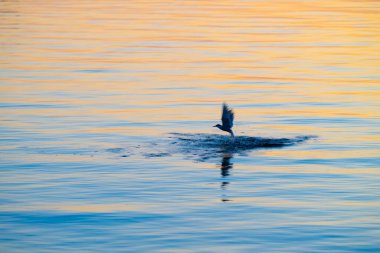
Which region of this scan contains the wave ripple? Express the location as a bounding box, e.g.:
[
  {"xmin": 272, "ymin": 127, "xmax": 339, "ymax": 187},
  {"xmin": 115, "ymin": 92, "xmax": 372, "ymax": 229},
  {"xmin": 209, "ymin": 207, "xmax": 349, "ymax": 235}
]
[
  {"xmin": 106, "ymin": 134, "xmax": 315, "ymax": 161},
  {"xmin": 168, "ymin": 133, "xmax": 315, "ymax": 161}
]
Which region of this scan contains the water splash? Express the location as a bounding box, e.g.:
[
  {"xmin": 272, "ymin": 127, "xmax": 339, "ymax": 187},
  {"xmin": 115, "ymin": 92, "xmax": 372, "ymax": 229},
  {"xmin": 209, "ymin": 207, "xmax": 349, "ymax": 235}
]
[
  {"xmin": 104, "ymin": 133, "xmax": 316, "ymax": 162},
  {"xmin": 167, "ymin": 133, "xmax": 316, "ymax": 161}
]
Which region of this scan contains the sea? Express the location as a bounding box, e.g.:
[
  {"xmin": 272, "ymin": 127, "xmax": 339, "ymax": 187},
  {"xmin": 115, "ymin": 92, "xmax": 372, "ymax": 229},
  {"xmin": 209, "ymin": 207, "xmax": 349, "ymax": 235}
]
[{"xmin": 0, "ymin": 0, "xmax": 379, "ymax": 252}]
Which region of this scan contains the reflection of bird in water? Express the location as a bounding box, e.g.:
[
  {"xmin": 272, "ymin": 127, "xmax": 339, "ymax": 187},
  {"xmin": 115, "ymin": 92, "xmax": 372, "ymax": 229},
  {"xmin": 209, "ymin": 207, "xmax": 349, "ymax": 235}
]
[
  {"xmin": 220, "ymin": 152, "xmax": 233, "ymax": 202},
  {"xmin": 213, "ymin": 103, "xmax": 235, "ymax": 140},
  {"xmin": 221, "ymin": 153, "xmax": 233, "ymax": 178}
]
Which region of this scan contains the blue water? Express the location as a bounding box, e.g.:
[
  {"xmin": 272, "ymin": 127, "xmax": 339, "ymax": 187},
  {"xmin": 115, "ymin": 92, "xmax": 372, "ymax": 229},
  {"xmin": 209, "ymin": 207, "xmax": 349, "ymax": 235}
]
[{"xmin": 1, "ymin": 0, "xmax": 380, "ymax": 252}]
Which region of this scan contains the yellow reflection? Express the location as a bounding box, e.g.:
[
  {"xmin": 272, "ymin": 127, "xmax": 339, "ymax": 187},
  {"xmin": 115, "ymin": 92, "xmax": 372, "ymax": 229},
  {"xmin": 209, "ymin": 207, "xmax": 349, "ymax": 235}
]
[{"xmin": 1, "ymin": 0, "xmax": 379, "ymax": 135}]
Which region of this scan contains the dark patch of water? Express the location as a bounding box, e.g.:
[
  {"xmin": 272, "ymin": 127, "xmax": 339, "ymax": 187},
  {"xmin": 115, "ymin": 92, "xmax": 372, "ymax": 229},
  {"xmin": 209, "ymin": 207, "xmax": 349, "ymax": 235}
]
[
  {"xmin": 106, "ymin": 133, "xmax": 315, "ymax": 162},
  {"xmin": 168, "ymin": 133, "xmax": 316, "ymax": 161}
]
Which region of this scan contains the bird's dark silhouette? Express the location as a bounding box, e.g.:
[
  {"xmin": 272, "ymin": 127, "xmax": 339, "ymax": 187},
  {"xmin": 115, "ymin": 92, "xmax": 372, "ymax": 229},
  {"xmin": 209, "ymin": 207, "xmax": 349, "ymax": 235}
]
[
  {"xmin": 213, "ymin": 103, "xmax": 235, "ymax": 140},
  {"xmin": 220, "ymin": 152, "xmax": 233, "ymax": 202}
]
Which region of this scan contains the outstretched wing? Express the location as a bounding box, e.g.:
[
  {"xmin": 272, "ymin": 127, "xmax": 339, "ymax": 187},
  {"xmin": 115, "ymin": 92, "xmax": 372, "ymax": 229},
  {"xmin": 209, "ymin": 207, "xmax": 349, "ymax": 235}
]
[{"xmin": 221, "ymin": 103, "xmax": 234, "ymax": 129}]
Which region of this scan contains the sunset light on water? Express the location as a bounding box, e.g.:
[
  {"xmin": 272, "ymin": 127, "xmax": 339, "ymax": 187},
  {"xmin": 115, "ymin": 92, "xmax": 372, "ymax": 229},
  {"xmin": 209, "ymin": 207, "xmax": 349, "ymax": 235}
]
[{"xmin": 1, "ymin": 1, "xmax": 379, "ymax": 252}]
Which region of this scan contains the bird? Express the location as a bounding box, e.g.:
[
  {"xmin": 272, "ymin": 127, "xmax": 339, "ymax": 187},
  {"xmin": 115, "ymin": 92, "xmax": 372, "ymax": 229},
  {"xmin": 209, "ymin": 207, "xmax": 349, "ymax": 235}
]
[{"xmin": 213, "ymin": 103, "xmax": 235, "ymax": 140}]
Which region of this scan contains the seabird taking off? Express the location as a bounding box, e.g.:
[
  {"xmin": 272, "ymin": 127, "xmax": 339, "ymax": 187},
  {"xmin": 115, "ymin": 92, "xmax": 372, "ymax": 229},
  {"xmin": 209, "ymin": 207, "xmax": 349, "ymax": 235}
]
[{"xmin": 213, "ymin": 103, "xmax": 235, "ymax": 139}]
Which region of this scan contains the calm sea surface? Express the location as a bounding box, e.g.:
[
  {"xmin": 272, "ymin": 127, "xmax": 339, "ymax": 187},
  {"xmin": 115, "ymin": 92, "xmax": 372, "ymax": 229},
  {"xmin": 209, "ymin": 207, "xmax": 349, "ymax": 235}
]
[{"xmin": 1, "ymin": 0, "xmax": 379, "ymax": 252}]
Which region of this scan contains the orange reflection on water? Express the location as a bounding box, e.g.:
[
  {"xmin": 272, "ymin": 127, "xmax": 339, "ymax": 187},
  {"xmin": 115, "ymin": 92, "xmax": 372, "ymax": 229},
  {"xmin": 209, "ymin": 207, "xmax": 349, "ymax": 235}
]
[{"xmin": 0, "ymin": 0, "xmax": 379, "ymax": 153}]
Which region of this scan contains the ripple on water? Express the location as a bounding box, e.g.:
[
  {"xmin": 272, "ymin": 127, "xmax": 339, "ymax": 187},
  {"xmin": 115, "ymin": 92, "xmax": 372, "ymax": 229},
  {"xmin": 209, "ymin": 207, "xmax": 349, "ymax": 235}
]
[
  {"xmin": 108, "ymin": 133, "xmax": 316, "ymax": 161},
  {"xmin": 171, "ymin": 133, "xmax": 314, "ymax": 148},
  {"xmin": 168, "ymin": 133, "xmax": 316, "ymax": 161}
]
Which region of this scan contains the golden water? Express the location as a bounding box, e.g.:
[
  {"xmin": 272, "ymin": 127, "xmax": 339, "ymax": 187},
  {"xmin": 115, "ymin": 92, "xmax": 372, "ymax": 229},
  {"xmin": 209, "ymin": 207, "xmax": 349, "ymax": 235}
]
[{"xmin": 1, "ymin": 0, "xmax": 379, "ymax": 252}]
